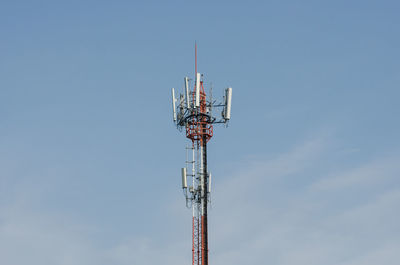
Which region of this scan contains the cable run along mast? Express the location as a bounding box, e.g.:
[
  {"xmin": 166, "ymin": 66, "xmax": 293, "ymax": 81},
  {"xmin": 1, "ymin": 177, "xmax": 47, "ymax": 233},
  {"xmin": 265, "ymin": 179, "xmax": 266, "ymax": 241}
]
[{"xmin": 171, "ymin": 44, "xmax": 232, "ymax": 265}]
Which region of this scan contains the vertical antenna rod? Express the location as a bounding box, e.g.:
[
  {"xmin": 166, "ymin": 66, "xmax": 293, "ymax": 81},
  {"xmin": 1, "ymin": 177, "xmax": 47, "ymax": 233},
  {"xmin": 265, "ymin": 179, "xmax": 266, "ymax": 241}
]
[{"xmin": 195, "ymin": 42, "xmax": 197, "ymax": 77}]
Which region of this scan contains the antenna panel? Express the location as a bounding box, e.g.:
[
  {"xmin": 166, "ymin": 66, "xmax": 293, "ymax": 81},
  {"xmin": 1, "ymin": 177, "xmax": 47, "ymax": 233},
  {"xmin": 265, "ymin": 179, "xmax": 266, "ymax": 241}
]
[
  {"xmin": 172, "ymin": 88, "xmax": 177, "ymax": 121},
  {"xmin": 181, "ymin": 167, "xmax": 187, "ymax": 188},
  {"xmin": 224, "ymin": 87, "xmax": 232, "ymax": 120},
  {"xmin": 208, "ymin": 172, "xmax": 211, "ymax": 193},
  {"xmin": 184, "ymin": 77, "xmax": 190, "ymax": 109}
]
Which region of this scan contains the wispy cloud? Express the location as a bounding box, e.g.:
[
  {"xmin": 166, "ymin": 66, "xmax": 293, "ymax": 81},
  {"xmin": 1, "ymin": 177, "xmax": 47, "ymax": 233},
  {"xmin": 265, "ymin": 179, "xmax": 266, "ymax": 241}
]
[
  {"xmin": 0, "ymin": 206, "xmax": 101, "ymax": 265},
  {"xmin": 0, "ymin": 135, "xmax": 398, "ymax": 265},
  {"xmin": 209, "ymin": 137, "xmax": 400, "ymax": 265},
  {"xmin": 310, "ymin": 156, "xmax": 400, "ymax": 191}
]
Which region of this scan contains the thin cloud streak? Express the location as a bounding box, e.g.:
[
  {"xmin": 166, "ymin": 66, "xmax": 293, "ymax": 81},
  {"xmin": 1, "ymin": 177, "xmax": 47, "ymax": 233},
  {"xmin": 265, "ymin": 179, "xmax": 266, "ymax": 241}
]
[
  {"xmin": 0, "ymin": 136, "xmax": 398, "ymax": 265},
  {"xmin": 210, "ymin": 137, "xmax": 400, "ymax": 265}
]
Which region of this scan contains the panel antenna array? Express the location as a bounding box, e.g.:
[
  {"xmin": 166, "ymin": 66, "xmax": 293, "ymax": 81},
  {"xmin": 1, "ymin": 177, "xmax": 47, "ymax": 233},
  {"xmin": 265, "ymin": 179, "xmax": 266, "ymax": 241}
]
[{"xmin": 171, "ymin": 44, "xmax": 232, "ymax": 265}]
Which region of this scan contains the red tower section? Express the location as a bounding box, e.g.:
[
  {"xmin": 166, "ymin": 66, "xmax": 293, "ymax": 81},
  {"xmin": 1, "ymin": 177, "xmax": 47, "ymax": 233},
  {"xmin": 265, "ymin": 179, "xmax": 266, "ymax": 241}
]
[{"xmin": 186, "ymin": 83, "xmax": 213, "ymax": 144}]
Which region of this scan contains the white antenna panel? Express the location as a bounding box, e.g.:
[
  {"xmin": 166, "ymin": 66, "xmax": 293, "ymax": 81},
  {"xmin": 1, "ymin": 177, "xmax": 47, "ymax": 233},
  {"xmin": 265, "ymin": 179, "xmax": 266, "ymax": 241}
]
[
  {"xmin": 224, "ymin": 87, "xmax": 232, "ymax": 120},
  {"xmin": 172, "ymin": 88, "xmax": 177, "ymax": 122},
  {"xmin": 195, "ymin": 73, "xmax": 201, "ymax": 107},
  {"xmin": 181, "ymin": 168, "xmax": 187, "ymax": 189},
  {"xmin": 208, "ymin": 172, "xmax": 211, "ymax": 193},
  {"xmin": 184, "ymin": 77, "xmax": 190, "ymax": 109}
]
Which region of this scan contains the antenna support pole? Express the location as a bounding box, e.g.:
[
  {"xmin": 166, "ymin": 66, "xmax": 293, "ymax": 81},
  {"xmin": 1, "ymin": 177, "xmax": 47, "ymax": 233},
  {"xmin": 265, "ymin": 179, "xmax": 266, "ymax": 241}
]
[
  {"xmin": 202, "ymin": 134, "xmax": 209, "ymax": 265},
  {"xmin": 195, "ymin": 42, "xmax": 197, "ymax": 77}
]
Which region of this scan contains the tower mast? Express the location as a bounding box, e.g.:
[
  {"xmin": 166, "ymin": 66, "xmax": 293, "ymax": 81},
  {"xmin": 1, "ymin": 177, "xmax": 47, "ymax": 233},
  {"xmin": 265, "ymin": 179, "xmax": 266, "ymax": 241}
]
[{"xmin": 171, "ymin": 45, "xmax": 232, "ymax": 265}]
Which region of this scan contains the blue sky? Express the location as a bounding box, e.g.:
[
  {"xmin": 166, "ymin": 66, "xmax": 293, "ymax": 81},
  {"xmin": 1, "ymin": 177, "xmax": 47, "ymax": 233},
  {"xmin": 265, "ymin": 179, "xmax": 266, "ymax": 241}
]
[{"xmin": 1, "ymin": 1, "xmax": 399, "ymax": 264}]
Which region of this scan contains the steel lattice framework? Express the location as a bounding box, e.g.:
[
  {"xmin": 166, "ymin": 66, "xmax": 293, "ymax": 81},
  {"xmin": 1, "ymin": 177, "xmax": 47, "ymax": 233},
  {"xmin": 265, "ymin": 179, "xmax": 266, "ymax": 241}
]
[{"xmin": 171, "ymin": 45, "xmax": 232, "ymax": 265}]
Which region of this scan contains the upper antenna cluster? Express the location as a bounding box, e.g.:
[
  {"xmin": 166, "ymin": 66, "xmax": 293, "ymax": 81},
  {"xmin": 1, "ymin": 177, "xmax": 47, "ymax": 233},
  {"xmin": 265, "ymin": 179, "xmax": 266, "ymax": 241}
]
[{"xmin": 171, "ymin": 45, "xmax": 232, "ymax": 144}]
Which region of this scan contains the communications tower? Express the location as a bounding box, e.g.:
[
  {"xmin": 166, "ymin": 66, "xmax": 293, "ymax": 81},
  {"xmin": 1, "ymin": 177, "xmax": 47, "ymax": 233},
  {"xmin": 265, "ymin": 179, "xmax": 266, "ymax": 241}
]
[{"xmin": 171, "ymin": 44, "xmax": 232, "ymax": 265}]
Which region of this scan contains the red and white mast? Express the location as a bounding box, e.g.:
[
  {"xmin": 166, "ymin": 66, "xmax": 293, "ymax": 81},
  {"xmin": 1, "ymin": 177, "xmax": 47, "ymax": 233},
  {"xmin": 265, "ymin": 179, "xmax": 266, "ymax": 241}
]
[{"xmin": 172, "ymin": 44, "xmax": 232, "ymax": 265}]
